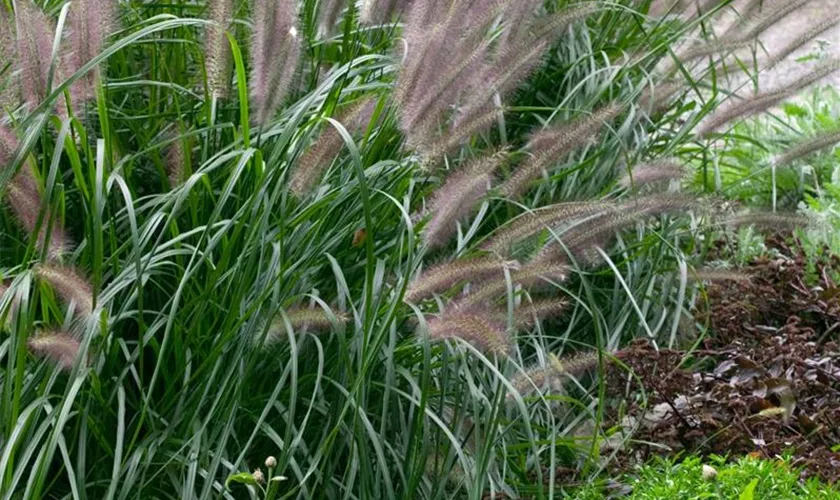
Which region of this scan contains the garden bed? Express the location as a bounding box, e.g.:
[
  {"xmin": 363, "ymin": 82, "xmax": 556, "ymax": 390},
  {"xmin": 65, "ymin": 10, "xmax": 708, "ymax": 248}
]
[{"xmin": 604, "ymin": 236, "xmax": 840, "ymax": 483}]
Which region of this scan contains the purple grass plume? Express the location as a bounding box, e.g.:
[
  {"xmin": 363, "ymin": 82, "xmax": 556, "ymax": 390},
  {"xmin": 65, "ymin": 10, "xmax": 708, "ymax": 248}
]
[
  {"xmin": 1, "ymin": 125, "xmax": 69, "ymax": 258},
  {"xmin": 250, "ymin": 0, "xmax": 301, "ymax": 125},
  {"xmin": 460, "ymin": 260, "xmax": 569, "ymax": 307},
  {"xmin": 723, "ymin": 212, "xmax": 814, "ymax": 232},
  {"xmin": 771, "ymin": 130, "xmax": 840, "ymax": 169},
  {"xmin": 395, "ymin": 1, "xmax": 598, "ymax": 160},
  {"xmin": 422, "ymin": 150, "xmax": 508, "ymax": 248},
  {"xmin": 165, "ymin": 133, "xmax": 188, "ymax": 187},
  {"xmin": 535, "ymin": 194, "xmax": 697, "ymax": 265},
  {"xmin": 290, "ymin": 98, "xmax": 378, "ymax": 196},
  {"xmin": 15, "ymin": 1, "xmax": 57, "ymax": 111},
  {"xmin": 65, "ymin": 0, "xmax": 117, "ymax": 111},
  {"xmin": 268, "ymin": 305, "xmax": 350, "ymax": 341},
  {"xmin": 426, "ymin": 311, "xmax": 511, "ymax": 356},
  {"xmin": 404, "ymin": 257, "xmax": 518, "ymax": 303},
  {"xmin": 765, "ymin": 16, "xmax": 840, "ymax": 70},
  {"xmin": 498, "ymin": 103, "xmax": 624, "ymax": 198},
  {"xmin": 35, "ymin": 263, "xmax": 94, "ymax": 317},
  {"xmin": 508, "ymin": 352, "xmax": 600, "ymax": 401},
  {"xmin": 204, "ymin": 0, "xmax": 235, "ymax": 99},
  {"xmin": 360, "ymin": 0, "xmax": 413, "ymax": 24},
  {"xmin": 507, "ymin": 298, "xmax": 569, "ymax": 329},
  {"xmin": 482, "ymin": 201, "xmax": 617, "ymax": 256},
  {"xmin": 28, "ymin": 330, "xmax": 83, "ymax": 371},
  {"xmin": 0, "ymin": 10, "xmax": 20, "ymax": 110},
  {"xmin": 697, "ymin": 59, "xmax": 840, "ymax": 138},
  {"xmin": 317, "ymin": 0, "xmax": 346, "ymax": 37},
  {"xmin": 618, "ymin": 158, "xmax": 686, "ymax": 190}
]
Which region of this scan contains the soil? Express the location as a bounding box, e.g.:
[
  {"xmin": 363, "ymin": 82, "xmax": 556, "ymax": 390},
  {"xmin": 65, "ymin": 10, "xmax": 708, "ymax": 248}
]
[{"xmin": 602, "ymin": 235, "xmax": 840, "ymax": 484}]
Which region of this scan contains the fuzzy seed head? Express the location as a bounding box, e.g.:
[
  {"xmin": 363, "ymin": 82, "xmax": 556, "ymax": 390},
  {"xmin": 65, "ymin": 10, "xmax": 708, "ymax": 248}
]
[
  {"xmin": 250, "ymin": 0, "xmax": 301, "ymax": 125},
  {"xmin": 15, "ymin": 1, "xmax": 56, "ymax": 110},
  {"xmin": 499, "ymin": 103, "xmax": 624, "ymax": 198},
  {"xmin": 205, "ymin": 0, "xmax": 235, "ymax": 99},
  {"xmin": 5, "ymin": 168, "xmax": 70, "ymax": 258},
  {"xmin": 405, "ymin": 257, "xmax": 517, "ymax": 303},
  {"xmin": 422, "ymin": 150, "xmax": 507, "ymax": 248},
  {"xmin": 690, "ymin": 268, "xmax": 752, "ymax": 283},
  {"xmin": 482, "ymin": 201, "xmax": 616, "ymax": 255},
  {"xmin": 290, "ymin": 98, "xmax": 378, "ymax": 196},
  {"xmin": 28, "ymin": 330, "xmax": 82, "ymax": 370},
  {"xmin": 771, "ymin": 130, "xmax": 840, "ymax": 169},
  {"xmin": 35, "ymin": 263, "xmax": 94, "ymax": 317},
  {"xmin": 426, "ymin": 312, "xmax": 510, "ymax": 356},
  {"xmin": 619, "ymin": 158, "xmax": 686, "ymax": 190},
  {"xmin": 461, "ymin": 260, "xmax": 569, "ymax": 306},
  {"xmin": 65, "ymin": 0, "xmax": 117, "ymax": 111},
  {"xmin": 267, "ymin": 306, "xmax": 349, "ymax": 341}
]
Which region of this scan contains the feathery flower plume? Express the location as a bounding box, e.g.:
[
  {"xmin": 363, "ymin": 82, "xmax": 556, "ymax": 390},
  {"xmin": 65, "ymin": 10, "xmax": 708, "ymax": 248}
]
[
  {"xmin": 35, "ymin": 263, "xmax": 94, "ymax": 317},
  {"xmin": 250, "ymin": 0, "xmax": 301, "ymax": 125},
  {"xmin": 508, "ymin": 298, "xmax": 569, "ymax": 329},
  {"xmin": 537, "ymin": 194, "xmax": 696, "ymax": 264},
  {"xmin": 764, "ymin": 16, "xmax": 840, "ymax": 70},
  {"xmin": 15, "ymin": 0, "xmax": 56, "ymax": 110},
  {"xmin": 290, "ymin": 98, "xmax": 378, "ymax": 196},
  {"xmin": 404, "ymin": 257, "xmax": 517, "ymax": 303},
  {"xmin": 317, "ymin": 0, "xmax": 346, "ymax": 37},
  {"xmin": 28, "ymin": 330, "xmax": 82, "ymax": 370},
  {"xmin": 460, "ymin": 260, "xmax": 569, "ymax": 306},
  {"xmin": 426, "ymin": 312, "xmax": 510, "ymax": 355},
  {"xmin": 618, "ymin": 158, "xmax": 686, "ymax": 190},
  {"xmin": 165, "ymin": 134, "xmax": 187, "ymax": 187},
  {"xmin": 65, "ymin": 0, "xmax": 117, "ymax": 109},
  {"xmin": 690, "ymin": 268, "xmax": 752, "ymax": 283},
  {"xmin": 697, "ymin": 59, "xmax": 840, "ymax": 138},
  {"xmin": 204, "ymin": 0, "xmax": 235, "ymax": 99},
  {"xmin": 721, "ymin": 0, "xmax": 814, "ymax": 45},
  {"xmin": 360, "ymin": 0, "xmax": 413, "ymax": 24},
  {"xmin": 639, "ymin": 81, "xmax": 686, "ymax": 114},
  {"xmin": 482, "ymin": 201, "xmax": 616, "ymax": 255},
  {"xmin": 0, "ymin": 10, "xmax": 20, "ymax": 110},
  {"xmin": 422, "ymin": 150, "xmax": 507, "ymax": 248},
  {"xmin": 771, "ymin": 130, "xmax": 840, "ymax": 169},
  {"xmin": 723, "ymin": 212, "xmax": 812, "ymax": 232},
  {"xmin": 267, "ymin": 306, "xmax": 350, "ymax": 340},
  {"xmin": 1, "ymin": 127, "xmax": 69, "ymax": 258},
  {"xmin": 498, "ymin": 103, "xmax": 624, "ymax": 198},
  {"xmin": 396, "ymin": 2, "xmax": 597, "ymax": 159},
  {"xmin": 508, "ymin": 352, "xmax": 600, "ymax": 400}
]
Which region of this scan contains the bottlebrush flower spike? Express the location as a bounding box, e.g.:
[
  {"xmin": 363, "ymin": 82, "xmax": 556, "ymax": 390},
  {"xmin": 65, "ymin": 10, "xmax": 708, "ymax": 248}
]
[
  {"xmin": 723, "ymin": 212, "xmax": 813, "ymax": 231},
  {"xmin": 35, "ymin": 263, "xmax": 94, "ymax": 317},
  {"xmin": 618, "ymin": 158, "xmax": 686, "ymax": 190},
  {"xmin": 422, "ymin": 150, "xmax": 508, "ymax": 248},
  {"xmin": 461, "ymin": 260, "xmax": 569, "ymax": 306},
  {"xmin": 290, "ymin": 98, "xmax": 378, "ymax": 196},
  {"xmin": 65, "ymin": 0, "xmax": 117, "ymax": 109},
  {"xmin": 405, "ymin": 257, "xmax": 517, "ymax": 303},
  {"xmin": 165, "ymin": 133, "xmax": 188, "ymax": 187},
  {"xmin": 426, "ymin": 312, "xmax": 510, "ymax": 356},
  {"xmin": 250, "ymin": 0, "xmax": 301, "ymax": 125},
  {"xmin": 0, "ymin": 10, "xmax": 20, "ymax": 110},
  {"xmin": 15, "ymin": 0, "xmax": 56, "ymax": 110},
  {"xmin": 698, "ymin": 59, "xmax": 840, "ymax": 138},
  {"xmin": 482, "ymin": 201, "xmax": 616, "ymax": 255},
  {"xmin": 360, "ymin": 0, "xmax": 413, "ymax": 24},
  {"xmin": 764, "ymin": 16, "xmax": 840, "ymax": 70},
  {"xmin": 509, "ymin": 298, "xmax": 569, "ymax": 329},
  {"xmin": 499, "ymin": 103, "xmax": 624, "ymax": 198},
  {"xmin": 204, "ymin": 0, "xmax": 234, "ymax": 99},
  {"xmin": 28, "ymin": 330, "xmax": 82, "ymax": 371},
  {"xmin": 268, "ymin": 306, "xmax": 350, "ymax": 340},
  {"xmin": 771, "ymin": 130, "xmax": 840, "ymax": 169},
  {"xmin": 317, "ymin": 0, "xmax": 345, "ymax": 37},
  {"xmin": 508, "ymin": 352, "xmax": 599, "ymax": 400},
  {"xmin": 1, "ymin": 126, "xmax": 69, "ymax": 258},
  {"xmin": 536, "ymin": 194, "xmax": 697, "ymax": 264}
]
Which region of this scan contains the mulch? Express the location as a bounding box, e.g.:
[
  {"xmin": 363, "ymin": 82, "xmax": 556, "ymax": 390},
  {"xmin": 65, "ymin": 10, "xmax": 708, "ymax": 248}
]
[{"xmin": 602, "ymin": 235, "xmax": 840, "ymax": 484}]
